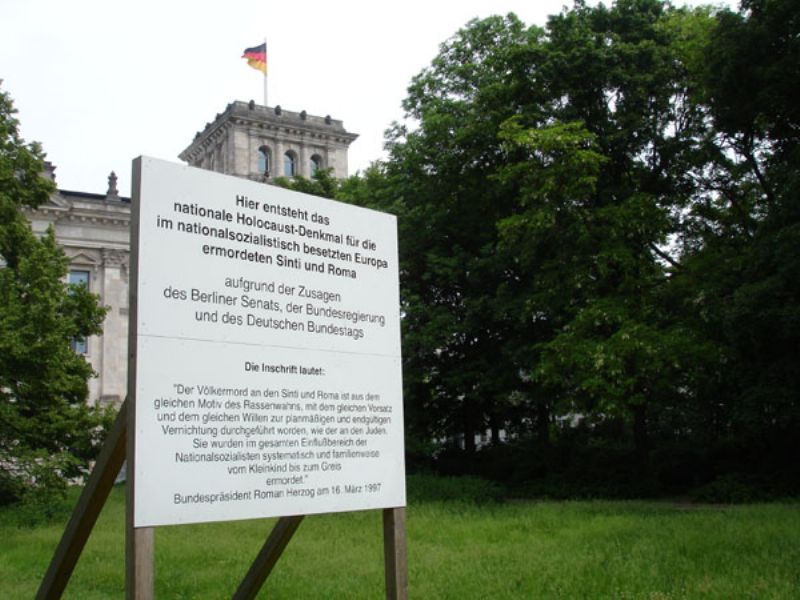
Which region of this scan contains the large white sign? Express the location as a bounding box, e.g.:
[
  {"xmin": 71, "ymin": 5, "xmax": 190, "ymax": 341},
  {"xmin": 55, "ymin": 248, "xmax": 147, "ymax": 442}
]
[{"xmin": 130, "ymin": 157, "xmax": 405, "ymax": 527}]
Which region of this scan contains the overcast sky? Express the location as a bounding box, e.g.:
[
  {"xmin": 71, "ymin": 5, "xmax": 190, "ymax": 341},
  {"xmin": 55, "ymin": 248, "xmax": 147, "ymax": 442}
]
[{"xmin": 2, "ymin": 0, "xmax": 735, "ymax": 196}]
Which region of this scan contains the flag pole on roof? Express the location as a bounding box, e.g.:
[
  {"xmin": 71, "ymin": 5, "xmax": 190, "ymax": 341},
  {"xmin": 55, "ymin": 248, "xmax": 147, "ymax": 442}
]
[{"xmin": 242, "ymin": 40, "xmax": 268, "ymax": 106}]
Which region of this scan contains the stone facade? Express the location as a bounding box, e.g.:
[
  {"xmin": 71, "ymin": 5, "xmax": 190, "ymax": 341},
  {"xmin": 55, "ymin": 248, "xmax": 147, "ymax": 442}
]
[
  {"xmin": 179, "ymin": 101, "xmax": 358, "ymax": 181},
  {"xmin": 26, "ymin": 104, "xmax": 357, "ymax": 406},
  {"xmin": 24, "ymin": 167, "xmax": 131, "ymax": 406}
]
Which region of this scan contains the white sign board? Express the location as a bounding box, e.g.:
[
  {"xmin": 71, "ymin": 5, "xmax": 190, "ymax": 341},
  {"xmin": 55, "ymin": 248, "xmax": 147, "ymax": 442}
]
[{"xmin": 130, "ymin": 157, "xmax": 405, "ymax": 527}]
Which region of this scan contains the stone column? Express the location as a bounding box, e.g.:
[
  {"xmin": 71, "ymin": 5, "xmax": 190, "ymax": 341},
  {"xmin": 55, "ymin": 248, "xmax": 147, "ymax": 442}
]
[
  {"xmin": 100, "ymin": 249, "xmax": 129, "ymax": 407},
  {"xmin": 275, "ymin": 139, "xmax": 285, "ymax": 176},
  {"xmin": 233, "ymin": 129, "xmax": 251, "ymax": 178},
  {"xmin": 300, "ymin": 142, "xmax": 311, "ymax": 178}
]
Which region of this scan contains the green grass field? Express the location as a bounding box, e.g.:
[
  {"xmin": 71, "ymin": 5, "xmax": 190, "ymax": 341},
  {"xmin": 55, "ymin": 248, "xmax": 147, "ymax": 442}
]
[{"xmin": 2, "ymin": 478, "xmax": 799, "ymax": 598}]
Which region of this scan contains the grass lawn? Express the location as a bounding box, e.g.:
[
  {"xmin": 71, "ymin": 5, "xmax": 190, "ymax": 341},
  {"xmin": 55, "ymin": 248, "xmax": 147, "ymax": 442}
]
[{"xmin": 2, "ymin": 480, "xmax": 799, "ymax": 598}]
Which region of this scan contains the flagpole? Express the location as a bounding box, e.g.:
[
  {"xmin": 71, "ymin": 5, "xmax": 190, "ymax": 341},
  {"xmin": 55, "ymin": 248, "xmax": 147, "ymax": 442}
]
[{"xmin": 264, "ymin": 38, "xmax": 269, "ymax": 106}]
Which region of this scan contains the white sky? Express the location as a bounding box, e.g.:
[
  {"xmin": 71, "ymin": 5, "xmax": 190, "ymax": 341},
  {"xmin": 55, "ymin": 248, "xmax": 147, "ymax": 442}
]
[{"xmin": 1, "ymin": 0, "xmax": 734, "ymax": 197}]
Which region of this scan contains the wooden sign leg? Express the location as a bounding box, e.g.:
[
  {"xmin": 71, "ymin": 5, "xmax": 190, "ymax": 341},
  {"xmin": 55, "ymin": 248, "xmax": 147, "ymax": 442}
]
[
  {"xmin": 36, "ymin": 401, "xmax": 128, "ymax": 600},
  {"xmin": 232, "ymin": 515, "xmax": 305, "ymax": 600},
  {"xmin": 383, "ymin": 507, "xmax": 408, "ymax": 600},
  {"xmin": 126, "ymin": 386, "xmax": 154, "ymax": 599},
  {"xmin": 125, "ymin": 526, "xmax": 154, "ymax": 599}
]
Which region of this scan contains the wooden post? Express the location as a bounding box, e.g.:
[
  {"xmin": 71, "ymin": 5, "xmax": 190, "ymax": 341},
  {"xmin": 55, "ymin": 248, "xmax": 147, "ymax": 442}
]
[
  {"xmin": 232, "ymin": 515, "xmax": 305, "ymax": 600},
  {"xmin": 383, "ymin": 507, "xmax": 408, "ymax": 600},
  {"xmin": 125, "ymin": 157, "xmax": 154, "ymax": 599},
  {"xmin": 124, "ymin": 359, "xmax": 154, "ymax": 599},
  {"xmin": 35, "ymin": 402, "xmax": 128, "ymax": 600},
  {"xmin": 125, "ymin": 526, "xmax": 154, "ymax": 599}
]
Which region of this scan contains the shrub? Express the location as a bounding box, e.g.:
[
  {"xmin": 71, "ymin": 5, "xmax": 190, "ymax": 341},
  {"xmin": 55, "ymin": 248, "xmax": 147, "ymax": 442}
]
[
  {"xmin": 406, "ymin": 473, "xmax": 506, "ymax": 504},
  {"xmin": 690, "ymin": 474, "xmax": 769, "ymax": 504}
]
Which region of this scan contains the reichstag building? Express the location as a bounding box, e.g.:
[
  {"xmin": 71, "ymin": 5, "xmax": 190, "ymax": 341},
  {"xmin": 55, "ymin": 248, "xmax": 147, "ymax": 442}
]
[{"xmin": 25, "ymin": 102, "xmax": 358, "ymax": 405}]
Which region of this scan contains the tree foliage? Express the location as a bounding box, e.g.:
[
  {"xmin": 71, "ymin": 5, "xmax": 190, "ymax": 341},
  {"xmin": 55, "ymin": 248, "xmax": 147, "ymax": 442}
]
[
  {"xmin": 0, "ymin": 85, "xmax": 110, "ymax": 506},
  {"xmin": 273, "ymin": 167, "xmax": 339, "ymax": 199},
  {"xmin": 339, "ymin": 0, "xmax": 800, "ymax": 495}
]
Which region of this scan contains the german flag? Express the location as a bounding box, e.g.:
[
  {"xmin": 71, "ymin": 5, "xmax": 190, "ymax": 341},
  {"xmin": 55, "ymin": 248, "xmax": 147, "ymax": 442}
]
[{"xmin": 242, "ymin": 43, "xmax": 267, "ymax": 74}]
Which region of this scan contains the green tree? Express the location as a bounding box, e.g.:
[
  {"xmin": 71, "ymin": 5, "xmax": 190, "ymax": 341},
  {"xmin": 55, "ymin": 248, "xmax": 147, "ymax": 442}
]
[
  {"xmin": 523, "ymin": 0, "xmax": 722, "ymax": 462},
  {"xmin": 339, "ymin": 0, "xmax": 798, "ymax": 492},
  {"xmin": 381, "ymin": 14, "xmax": 551, "ymax": 450},
  {"xmin": 667, "ymin": 0, "xmax": 800, "ymax": 474},
  {"xmin": 381, "ymin": 2, "xmax": 719, "ymax": 458},
  {"xmin": 0, "ymin": 84, "xmax": 109, "ymax": 506},
  {"xmin": 273, "ymin": 167, "xmax": 339, "ymax": 199}
]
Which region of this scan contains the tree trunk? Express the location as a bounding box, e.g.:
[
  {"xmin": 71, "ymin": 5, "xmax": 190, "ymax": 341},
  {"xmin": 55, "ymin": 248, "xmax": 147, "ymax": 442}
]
[
  {"xmin": 490, "ymin": 417, "xmax": 500, "ymax": 445},
  {"xmin": 463, "ymin": 427, "xmax": 476, "ymax": 453},
  {"xmin": 536, "ymin": 401, "xmax": 551, "ymax": 449},
  {"xmin": 632, "ymin": 403, "xmax": 648, "ymax": 466}
]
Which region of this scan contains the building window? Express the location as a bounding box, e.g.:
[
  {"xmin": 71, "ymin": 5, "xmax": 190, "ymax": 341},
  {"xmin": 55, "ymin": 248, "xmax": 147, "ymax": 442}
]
[
  {"xmin": 310, "ymin": 154, "xmax": 323, "ymax": 176},
  {"xmin": 283, "ymin": 151, "xmax": 296, "ymax": 177},
  {"xmin": 71, "ymin": 336, "xmax": 88, "ymax": 355},
  {"xmin": 257, "ymin": 146, "xmax": 271, "ymax": 176},
  {"xmin": 69, "ymin": 270, "xmax": 90, "ymax": 354}
]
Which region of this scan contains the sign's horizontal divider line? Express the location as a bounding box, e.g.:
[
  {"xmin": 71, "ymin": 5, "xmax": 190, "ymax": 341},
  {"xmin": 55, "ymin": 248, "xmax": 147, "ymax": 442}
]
[{"xmin": 137, "ymin": 333, "xmax": 401, "ymax": 360}]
